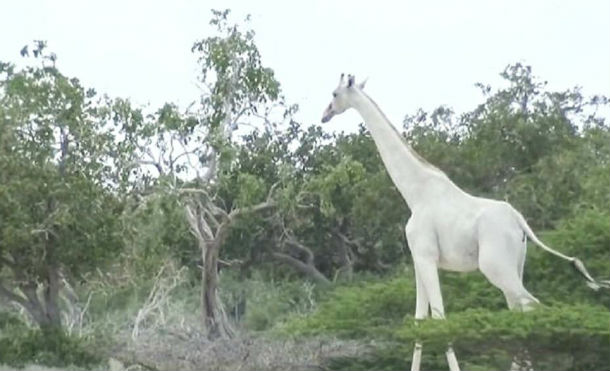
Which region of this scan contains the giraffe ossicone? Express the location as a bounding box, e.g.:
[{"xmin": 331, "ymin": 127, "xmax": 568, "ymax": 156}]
[{"xmin": 321, "ymin": 74, "xmax": 606, "ymax": 371}]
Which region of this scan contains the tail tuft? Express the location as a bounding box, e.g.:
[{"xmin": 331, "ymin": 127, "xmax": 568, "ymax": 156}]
[{"xmin": 571, "ymin": 258, "xmax": 607, "ymax": 291}]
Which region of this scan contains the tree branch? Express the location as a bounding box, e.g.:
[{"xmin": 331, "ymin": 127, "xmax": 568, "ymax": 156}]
[
  {"xmin": 285, "ymin": 239, "xmax": 315, "ymax": 266},
  {"xmin": 170, "ymin": 148, "xmax": 198, "ymax": 168},
  {"xmin": 335, "ymin": 230, "xmax": 364, "ymax": 253},
  {"xmin": 138, "ymin": 159, "xmax": 164, "ymax": 175},
  {"xmin": 335, "ymin": 230, "xmax": 390, "ymax": 271},
  {"xmin": 271, "ymin": 252, "xmax": 330, "ymax": 285},
  {"xmin": 227, "ymin": 182, "xmax": 278, "ymax": 220},
  {"xmin": 228, "ymin": 200, "xmax": 275, "ymax": 220}
]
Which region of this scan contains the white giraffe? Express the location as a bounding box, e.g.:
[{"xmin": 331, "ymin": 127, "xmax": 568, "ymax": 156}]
[{"xmin": 320, "ymin": 74, "xmax": 604, "ymax": 371}]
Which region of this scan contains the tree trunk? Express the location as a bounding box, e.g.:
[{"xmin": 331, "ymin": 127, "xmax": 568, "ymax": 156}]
[
  {"xmin": 201, "ymin": 240, "xmax": 233, "ymax": 340},
  {"xmin": 336, "ymin": 236, "xmax": 354, "ymax": 282},
  {"xmin": 0, "ymin": 255, "xmax": 62, "ymax": 330},
  {"xmin": 41, "ymin": 262, "xmax": 62, "ymax": 329},
  {"xmin": 184, "ymin": 195, "xmax": 274, "ymax": 340},
  {"xmin": 40, "ymin": 233, "xmax": 62, "ymax": 329},
  {"xmin": 22, "ymin": 267, "xmax": 62, "ymax": 330}
]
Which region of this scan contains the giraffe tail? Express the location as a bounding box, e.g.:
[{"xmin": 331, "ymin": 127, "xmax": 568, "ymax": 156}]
[{"xmin": 512, "ymin": 207, "xmax": 608, "ymax": 291}]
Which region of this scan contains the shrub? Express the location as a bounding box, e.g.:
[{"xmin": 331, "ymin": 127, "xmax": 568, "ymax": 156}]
[
  {"xmin": 276, "ymin": 275, "xmax": 415, "ymax": 337},
  {"xmin": 220, "ymin": 270, "xmax": 319, "ymax": 331},
  {"xmin": 526, "ymin": 207, "xmax": 610, "ymax": 307},
  {"xmin": 0, "ymin": 321, "xmax": 101, "ymax": 369},
  {"xmin": 279, "ymin": 273, "xmax": 610, "ymax": 370}
]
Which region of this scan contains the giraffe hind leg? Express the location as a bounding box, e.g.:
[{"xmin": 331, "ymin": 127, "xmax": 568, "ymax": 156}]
[{"xmin": 478, "ymin": 221, "xmax": 539, "ymax": 311}]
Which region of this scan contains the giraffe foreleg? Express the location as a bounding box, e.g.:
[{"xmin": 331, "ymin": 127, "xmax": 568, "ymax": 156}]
[
  {"xmin": 411, "ymin": 267, "xmax": 429, "ymax": 371},
  {"xmin": 406, "ymin": 221, "xmax": 461, "ymax": 371},
  {"xmin": 414, "ymin": 258, "xmax": 461, "ymax": 371}
]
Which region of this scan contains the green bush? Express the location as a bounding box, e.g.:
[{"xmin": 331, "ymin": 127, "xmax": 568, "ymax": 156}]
[
  {"xmin": 0, "ymin": 319, "xmax": 101, "ymax": 369},
  {"xmin": 311, "ymin": 302, "xmax": 610, "ymax": 371},
  {"xmin": 277, "ymin": 275, "xmax": 415, "ymax": 337},
  {"xmin": 279, "ymin": 272, "xmax": 610, "ymax": 370},
  {"xmin": 220, "ymin": 271, "xmax": 319, "ymax": 331},
  {"xmin": 526, "ymin": 207, "xmax": 610, "ymax": 307},
  {"xmin": 397, "ymin": 303, "xmax": 609, "ymax": 371},
  {"xmin": 243, "ymin": 285, "xmax": 293, "ymax": 331},
  {"xmin": 278, "ymin": 271, "xmax": 509, "ymax": 338}
]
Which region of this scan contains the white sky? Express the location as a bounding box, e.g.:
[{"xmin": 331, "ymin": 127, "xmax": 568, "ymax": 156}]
[{"xmin": 2, "ymin": 0, "xmax": 609, "ymax": 133}]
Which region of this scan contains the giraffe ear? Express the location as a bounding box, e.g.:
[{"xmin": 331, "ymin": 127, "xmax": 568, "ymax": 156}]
[
  {"xmin": 358, "ymin": 77, "xmax": 368, "ymax": 90},
  {"xmin": 347, "ymin": 74, "xmax": 356, "ymax": 88}
]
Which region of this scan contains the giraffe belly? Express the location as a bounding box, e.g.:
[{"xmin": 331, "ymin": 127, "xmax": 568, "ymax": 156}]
[
  {"xmin": 438, "ymin": 242, "xmax": 479, "ymax": 271},
  {"xmin": 437, "ymin": 227, "xmax": 480, "ymax": 272}
]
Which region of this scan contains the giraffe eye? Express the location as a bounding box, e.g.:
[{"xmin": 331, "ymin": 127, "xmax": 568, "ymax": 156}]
[{"xmin": 333, "ymin": 93, "xmax": 337, "ymax": 98}]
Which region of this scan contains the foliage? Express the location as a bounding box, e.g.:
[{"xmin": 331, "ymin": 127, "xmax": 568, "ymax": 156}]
[
  {"xmin": 276, "ymin": 275, "xmax": 415, "ymax": 337},
  {"xmin": 526, "ymin": 207, "xmax": 610, "ymax": 307},
  {"xmin": 0, "ymin": 42, "xmax": 126, "ymax": 328},
  {"xmin": 121, "ymin": 193, "xmax": 196, "ymax": 278},
  {"xmin": 0, "ymin": 314, "xmax": 100, "ymax": 368},
  {"xmin": 506, "ymin": 125, "xmax": 610, "ymax": 229},
  {"xmin": 279, "ymin": 273, "xmax": 610, "ymax": 370},
  {"xmin": 219, "ymin": 270, "xmax": 318, "ymax": 331},
  {"xmin": 192, "ymin": 9, "xmax": 281, "ymax": 133}
]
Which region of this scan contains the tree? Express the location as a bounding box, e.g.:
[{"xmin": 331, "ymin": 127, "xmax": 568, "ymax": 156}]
[
  {"xmin": 186, "ymin": 10, "xmax": 290, "ymax": 340},
  {"xmin": 0, "ymin": 42, "xmax": 124, "ymax": 330},
  {"xmin": 230, "ymin": 125, "xmax": 406, "ymax": 281},
  {"xmin": 118, "ymin": 9, "xmax": 293, "ymax": 340}
]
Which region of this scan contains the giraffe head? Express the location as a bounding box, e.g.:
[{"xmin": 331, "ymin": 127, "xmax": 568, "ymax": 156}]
[{"xmin": 321, "ymin": 73, "xmax": 367, "ymax": 123}]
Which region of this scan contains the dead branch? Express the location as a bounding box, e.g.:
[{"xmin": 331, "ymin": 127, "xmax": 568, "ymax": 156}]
[
  {"xmin": 59, "ymin": 275, "xmax": 94, "ymax": 336},
  {"xmin": 132, "ymin": 263, "xmax": 186, "ymax": 340}
]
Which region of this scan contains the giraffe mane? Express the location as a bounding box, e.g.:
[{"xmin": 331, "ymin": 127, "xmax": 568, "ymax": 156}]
[{"xmin": 360, "ymin": 91, "xmax": 447, "ymax": 176}]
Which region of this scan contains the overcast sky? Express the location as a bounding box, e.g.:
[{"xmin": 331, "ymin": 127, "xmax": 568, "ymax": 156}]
[{"xmin": 2, "ymin": 0, "xmax": 609, "ymax": 133}]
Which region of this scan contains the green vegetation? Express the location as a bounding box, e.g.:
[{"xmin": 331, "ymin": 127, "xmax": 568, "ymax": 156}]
[
  {"xmin": 278, "ymin": 276, "xmax": 609, "ymax": 370},
  {"xmin": 0, "ymin": 313, "xmax": 100, "ymax": 369},
  {"xmin": 0, "ymin": 9, "xmax": 608, "ymax": 371}
]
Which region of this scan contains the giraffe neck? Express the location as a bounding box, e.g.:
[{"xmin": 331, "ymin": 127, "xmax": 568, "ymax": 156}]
[{"xmin": 351, "ymin": 90, "xmax": 452, "ymax": 209}]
